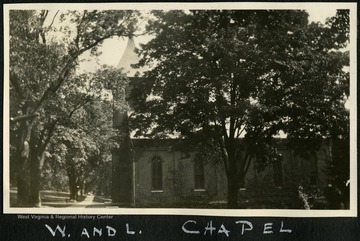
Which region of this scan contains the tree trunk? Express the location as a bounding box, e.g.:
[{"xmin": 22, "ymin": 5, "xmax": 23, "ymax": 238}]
[
  {"xmin": 68, "ymin": 174, "xmax": 78, "ymax": 201},
  {"xmin": 225, "ymin": 142, "xmax": 241, "ymax": 209},
  {"xmin": 28, "ymin": 123, "xmax": 49, "ymax": 207},
  {"xmin": 227, "ymin": 176, "xmax": 240, "ymax": 208},
  {"xmin": 16, "ymin": 161, "xmax": 30, "ymax": 206},
  {"xmin": 29, "ymin": 154, "xmax": 42, "ymax": 207},
  {"xmin": 29, "ymin": 121, "xmax": 56, "ymax": 207},
  {"xmin": 15, "ymin": 120, "xmax": 32, "ymax": 206},
  {"xmin": 78, "ymin": 179, "xmax": 84, "ymax": 197}
]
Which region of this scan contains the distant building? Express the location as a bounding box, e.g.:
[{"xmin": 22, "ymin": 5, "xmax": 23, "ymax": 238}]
[{"xmin": 111, "ymin": 38, "xmax": 330, "ymax": 208}]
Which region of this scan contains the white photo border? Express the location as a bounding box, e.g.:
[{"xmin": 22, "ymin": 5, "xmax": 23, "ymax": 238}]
[{"xmin": 3, "ymin": 2, "xmax": 357, "ymax": 217}]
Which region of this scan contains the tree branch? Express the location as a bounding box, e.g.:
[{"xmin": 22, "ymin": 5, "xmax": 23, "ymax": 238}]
[
  {"xmin": 31, "ymin": 56, "xmax": 77, "ymax": 117},
  {"xmin": 235, "ymin": 124, "xmax": 245, "ymax": 139},
  {"xmin": 48, "ymin": 10, "xmax": 60, "ymax": 29},
  {"xmin": 38, "ymin": 10, "xmax": 49, "ymax": 44},
  {"xmin": 39, "ymin": 122, "xmax": 57, "ymax": 156},
  {"xmin": 67, "ymin": 96, "xmax": 92, "ymax": 119},
  {"xmin": 10, "ymin": 113, "xmax": 38, "ymax": 123},
  {"xmin": 10, "ymin": 72, "xmax": 25, "ymax": 99},
  {"xmin": 26, "ymin": 11, "xmax": 137, "ymax": 125},
  {"xmin": 36, "ymin": 123, "xmax": 48, "ymax": 149},
  {"xmin": 74, "ymin": 11, "xmax": 86, "ymax": 50},
  {"xmin": 221, "ymin": 119, "xmax": 229, "ymax": 142}
]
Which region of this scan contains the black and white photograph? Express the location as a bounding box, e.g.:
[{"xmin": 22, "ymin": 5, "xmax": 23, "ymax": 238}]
[{"xmin": 3, "ymin": 2, "xmax": 357, "ymax": 217}]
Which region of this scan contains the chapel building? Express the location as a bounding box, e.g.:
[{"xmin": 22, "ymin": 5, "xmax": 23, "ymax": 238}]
[{"xmin": 111, "ymin": 38, "xmax": 329, "ymax": 208}]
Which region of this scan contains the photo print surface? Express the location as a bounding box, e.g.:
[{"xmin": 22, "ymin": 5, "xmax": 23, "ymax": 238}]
[{"xmin": 3, "ymin": 2, "xmax": 357, "ymax": 217}]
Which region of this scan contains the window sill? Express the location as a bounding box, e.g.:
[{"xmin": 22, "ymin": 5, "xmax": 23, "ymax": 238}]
[
  {"xmin": 151, "ymin": 190, "xmax": 164, "ymax": 193},
  {"xmin": 194, "ymin": 189, "xmax": 206, "ymax": 192}
]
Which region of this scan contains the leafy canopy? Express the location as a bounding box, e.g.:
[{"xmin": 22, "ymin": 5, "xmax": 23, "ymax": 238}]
[{"xmin": 132, "ymin": 10, "xmax": 349, "ymax": 144}]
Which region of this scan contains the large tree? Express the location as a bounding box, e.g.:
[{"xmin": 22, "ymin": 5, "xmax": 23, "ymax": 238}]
[
  {"xmin": 9, "ymin": 9, "xmax": 139, "ymax": 206},
  {"xmin": 42, "ymin": 67, "xmax": 126, "ymax": 200},
  {"xmin": 130, "ymin": 10, "xmax": 350, "ymax": 208}
]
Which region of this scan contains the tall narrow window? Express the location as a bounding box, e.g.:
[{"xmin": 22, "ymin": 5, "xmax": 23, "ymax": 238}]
[
  {"xmin": 239, "ymin": 177, "xmax": 246, "ymax": 190},
  {"xmin": 273, "ymin": 158, "xmax": 283, "ymax": 187},
  {"xmin": 151, "ymin": 157, "xmax": 162, "ymax": 190},
  {"xmin": 194, "ymin": 157, "xmax": 205, "ymax": 190},
  {"xmin": 309, "ymin": 154, "xmax": 318, "ymax": 186}
]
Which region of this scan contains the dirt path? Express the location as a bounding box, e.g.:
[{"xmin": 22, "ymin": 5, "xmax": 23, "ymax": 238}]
[{"xmin": 79, "ymin": 194, "xmax": 95, "ymax": 205}]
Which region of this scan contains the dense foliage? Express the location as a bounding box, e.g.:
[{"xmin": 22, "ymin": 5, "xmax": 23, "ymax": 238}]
[
  {"xmin": 131, "ymin": 10, "xmax": 350, "ymax": 208},
  {"xmin": 9, "ymin": 10, "xmax": 137, "ymax": 206}
]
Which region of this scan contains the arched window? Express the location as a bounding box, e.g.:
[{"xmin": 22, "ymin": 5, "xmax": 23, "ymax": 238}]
[
  {"xmin": 194, "ymin": 157, "xmax": 205, "ymax": 190},
  {"xmin": 151, "ymin": 157, "xmax": 163, "ymax": 190}
]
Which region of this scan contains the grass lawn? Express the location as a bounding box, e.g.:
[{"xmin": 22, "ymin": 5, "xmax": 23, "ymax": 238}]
[{"xmin": 10, "ymin": 187, "xmax": 86, "ymax": 207}]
